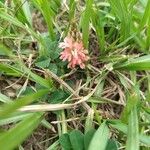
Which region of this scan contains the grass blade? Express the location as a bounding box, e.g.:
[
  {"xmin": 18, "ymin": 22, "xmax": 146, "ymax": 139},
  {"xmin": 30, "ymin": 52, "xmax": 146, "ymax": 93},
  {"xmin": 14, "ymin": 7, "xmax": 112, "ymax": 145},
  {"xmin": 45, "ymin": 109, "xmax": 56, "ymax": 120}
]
[
  {"xmin": 125, "ymin": 106, "xmax": 139, "ymax": 150},
  {"xmin": 0, "ymin": 10, "xmax": 25, "ymax": 28},
  {"xmin": 0, "ymin": 89, "xmax": 48, "ymax": 119},
  {"xmin": 91, "ymin": 7, "xmax": 105, "ymax": 52},
  {"xmin": 115, "ymin": 55, "xmax": 150, "ymax": 70},
  {"xmin": 80, "ymin": 0, "xmax": 93, "ymax": 48},
  {"xmin": 0, "ymin": 112, "xmax": 43, "ymax": 150}
]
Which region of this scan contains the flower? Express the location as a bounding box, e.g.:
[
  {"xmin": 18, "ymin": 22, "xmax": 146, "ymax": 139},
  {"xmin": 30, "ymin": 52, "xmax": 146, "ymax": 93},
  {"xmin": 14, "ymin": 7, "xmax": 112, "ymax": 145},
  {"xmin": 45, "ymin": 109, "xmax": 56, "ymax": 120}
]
[{"xmin": 59, "ymin": 36, "xmax": 89, "ymax": 69}]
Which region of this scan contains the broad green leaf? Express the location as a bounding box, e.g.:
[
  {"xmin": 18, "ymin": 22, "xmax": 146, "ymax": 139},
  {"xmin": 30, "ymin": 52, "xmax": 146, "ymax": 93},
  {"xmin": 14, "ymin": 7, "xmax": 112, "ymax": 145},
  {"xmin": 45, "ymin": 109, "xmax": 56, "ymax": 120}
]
[
  {"xmin": 88, "ymin": 122, "xmax": 109, "ymax": 150},
  {"xmin": 48, "ymin": 89, "xmax": 68, "ymax": 104},
  {"xmin": 59, "ymin": 133, "xmax": 72, "ymax": 150},
  {"xmin": 69, "ymin": 130, "xmax": 84, "ymax": 150},
  {"xmin": 139, "ymin": 134, "xmax": 150, "ymax": 146},
  {"xmin": 0, "ymin": 112, "xmax": 43, "ymax": 150},
  {"xmin": 115, "ymin": 55, "xmax": 150, "ymax": 70},
  {"xmin": 35, "ymin": 58, "xmax": 51, "ymax": 68},
  {"xmin": 48, "ymin": 63, "xmax": 58, "ymax": 74},
  {"xmin": 106, "ymin": 139, "xmax": 118, "ymax": 150},
  {"xmin": 0, "ymin": 89, "xmax": 48, "ymax": 119},
  {"xmin": 126, "ymin": 106, "xmax": 139, "ymax": 150},
  {"xmin": 84, "ymin": 129, "xmax": 96, "ymax": 150}
]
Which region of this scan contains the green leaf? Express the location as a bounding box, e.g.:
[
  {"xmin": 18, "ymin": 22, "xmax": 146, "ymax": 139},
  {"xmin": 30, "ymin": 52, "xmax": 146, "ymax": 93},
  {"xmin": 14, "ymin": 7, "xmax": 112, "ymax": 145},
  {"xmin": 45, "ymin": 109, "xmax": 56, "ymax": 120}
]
[
  {"xmin": 35, "ymin": 57, "xmax": 51, "ymax": 68},
  {"xmin": 139, "ymin": 134, "xmax": 150, "ymax": 146},
  {"xmin": 48, "ymin": 63, "xmax": 58, "ymax": 74},
  {"xmin": 48, "ymin": 89, "xmax": 68, "ymax": 104},
  {"xmin": 106, "ymin": 139, "xmax": 118, "ymax": 150},
  {"xmin": 0, "ymin": 112, "xmax": 43, "ymax": 150},
  {"xmin": 59, "ymin": 133, "xmax": 72, "ymax": 150},
  {"xmin": 69, "ymin": 130, "xmax": 84, "ymax": 150},
  {"xmin": 115, "ymin": 55, "xmax": 150, "ymax": 70},
  {"xmin": 126, "ymin": 106, "xmax": 139, "ymax": 150},
  {"xmin": 84, "ymin": 129, "xmax": 96, "ymax": 150},
  {"xmin": 88, "ymin": 122, "xmax": 109, "ymax": 150}
]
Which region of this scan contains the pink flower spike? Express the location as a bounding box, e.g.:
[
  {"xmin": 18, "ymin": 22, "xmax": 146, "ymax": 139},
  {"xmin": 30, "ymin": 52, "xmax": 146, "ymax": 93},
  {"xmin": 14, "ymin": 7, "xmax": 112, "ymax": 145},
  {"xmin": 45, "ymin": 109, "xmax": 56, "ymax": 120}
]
[
  {"xmin": 59, "ymin": 37, "xmax": 74, "ymax": 49},
  {"xmin": 59, "ymin": 36, "xmax": 89, "ymax": 69}
]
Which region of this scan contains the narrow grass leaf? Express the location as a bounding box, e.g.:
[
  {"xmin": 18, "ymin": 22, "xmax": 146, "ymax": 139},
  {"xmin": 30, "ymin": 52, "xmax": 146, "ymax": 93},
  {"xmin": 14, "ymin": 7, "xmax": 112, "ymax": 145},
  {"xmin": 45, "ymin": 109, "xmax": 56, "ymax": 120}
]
[
  {"xmin": 0, "ymin": 10, "xmax": 25, "ymax": 28},
  {"xmin": 84, "ymin": 109, "xmax": 94, "ymax": 133},
  {"xmin": 0, "ymin": 62, "xmax": 52, "ymax": 88},
  {"xmin": 115, "ymin": 55, "xmax": 150, "ymax": 70},
  {"xmin": 108, "ymin": 120, "xmax": 150, "ymax": 146},
  {"xmin": 91, "ymin": 8, "xmax": 105, "ymax": 52},
  {"xmin": 0, "ymin": 89, "xmax": 48, "ymax": 119},
  {"xmin": 0, "ymin": 112, "xmax": 43, "ymax": 150},
  {"xmin": 108, "ymin": 0, "xmax": 131, "ymax": 41},
  {"xmin": 81, "ymin": 0, "xmax": 93, "ymax": 48},
  {"xmin": 21, "ymin": 0, "xmax": 32, "ymax": 26},
  {"xmin": 0, "ymin": 113, "xmax": 32, "ymax": 125},
  {"xmin": 126, "ymin": 106, "xmax": 139, "ymax": 150},
  {"xmin": 0, "ymin": 63, "xmax": 21, "ymax": 76},
  {"xmin": 121, "ymin": 90, "xmax": 139, "ymax": 123},
  {"xmin": 0, "ymin": 44, "xmax": 13, "ymax": 56},
  {"xmin": 0, "ymin": 93, "xmax": 12, "ymax": 103},
  {"xmin": 139, "ymin": 0, "xmax": 150, "ymax": 30},
  {"xmin": 88, "ymin": 122, "xmax": 109, "ymax": 150},
  {"xmin": 33, "ymin": 0, "xmax": 55, "ymax": 40},
  {"xmin": 47, "ymin": 140, "xmax": 60, "ymax": 150}
]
